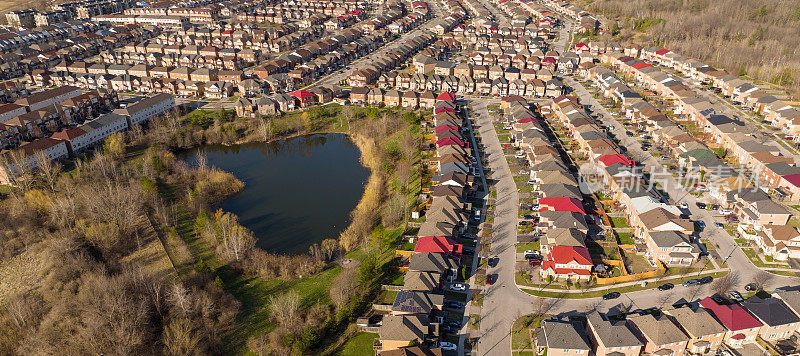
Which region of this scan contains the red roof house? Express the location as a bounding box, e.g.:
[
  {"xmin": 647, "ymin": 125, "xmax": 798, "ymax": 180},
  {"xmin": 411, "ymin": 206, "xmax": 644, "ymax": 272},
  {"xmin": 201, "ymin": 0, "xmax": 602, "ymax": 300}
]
[
  {"xmin": 414, "ymin": 236, "xmax": 462, "ymax": 257},
  {"xmin": 290, "ymin": 90, "xmax": 317, "ymax": 107},
  {"xmin": 436, "ymin": 92, "xmax": 456, "ymax": 102},
  {"xmin": 540, "ymin": 246, "xmax": 593, "ymax": 280},
  {"xmin": 631, "ymin": 62, "xmax": 653, "ymax": 70},
  {"xmin": 434, "ymin": 106, "xmax": 455, "ymax": 114},
  {"xmin": 538, "ymin": 197, "xmax": 586, "ymax": 214},
  {"xmin": 436, "ymin": 137, "xmax": 468, "ymax": 148},
  {"xmin": 598, "ymin": 153, "xmax": 634, "ymax": 167},
  {"xmin": 655, "ymin": 48, "xmax": 671, "ymax": 56},
  {"xmin": 700, "ymin": 297, "xmax": 762, "ymax": 346},
  {"xmin": 435, "ymin": 124, "xmax": 459, "ymax": 133}
]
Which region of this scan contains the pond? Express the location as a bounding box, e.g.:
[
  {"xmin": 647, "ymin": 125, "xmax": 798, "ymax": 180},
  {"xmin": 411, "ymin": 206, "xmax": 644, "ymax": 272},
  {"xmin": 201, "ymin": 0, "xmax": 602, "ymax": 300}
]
[{"xmin": 183, "ymin": 133, "xmax": 369, "ymax": 254}]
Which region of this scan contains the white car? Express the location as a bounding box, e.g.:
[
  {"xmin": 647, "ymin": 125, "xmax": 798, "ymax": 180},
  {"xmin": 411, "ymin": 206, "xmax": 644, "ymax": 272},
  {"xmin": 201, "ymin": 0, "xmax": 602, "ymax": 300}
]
[
  {"xmin": 439, "ymin": 342, "xmax": 457, "ymax": 351},
  {"xmin": 718, "ymin": 209, "xmax": 733, "ymax": 215},
  {"xmin": 515, "ymin": 152, "xmax": 526, "ymax": 158},
  {"xmin": 679, "ymin": 202, "xmax": 688, "ymax": 209},
  {"xmin": 450, "ymin": 282, "xmax": 468, "ymax": 291},
  {"xmin": 502, "ymin": 125, "xmax": 513, "ymax": 130}
]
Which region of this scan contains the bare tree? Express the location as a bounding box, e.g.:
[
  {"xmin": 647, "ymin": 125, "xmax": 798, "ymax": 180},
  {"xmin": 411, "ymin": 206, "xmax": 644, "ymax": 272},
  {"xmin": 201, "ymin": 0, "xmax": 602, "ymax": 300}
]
[
  {"xmin": 751, "ymin": 271, "xmax": 774, "ymax": 291},
  {"xmin": 5, "ymin": 292, "xmax": 38, "ymax": 328},
  {"xmin": 400, "ymin": 132, "xmax": 419, "ymax": 161},
  {"xmin": 710, "ymin": 272, "xmax": 739, "ymax": 296},
  {"xmin": 268, "ymin": 290, "xmax": 301, "ymax": 326},
  {"xmin": 169, "ymin": 284, "xmax": 190, "ymax": 314},
  {"xmin": 0, "ymin": 150, "xmax": 33, "ymax": 194},
  {"xmin": 34, "ymin": 150, "xmax": 61, "ymax": 192},
  {"xmin": 330, "ymin": 268, "xmax": 356, "ymax": 310}
]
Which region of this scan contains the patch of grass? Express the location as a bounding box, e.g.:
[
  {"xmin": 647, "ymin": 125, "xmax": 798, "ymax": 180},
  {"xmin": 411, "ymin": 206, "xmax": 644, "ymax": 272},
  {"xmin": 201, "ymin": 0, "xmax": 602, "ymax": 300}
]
[
  {"xmin": 336, "ymin": 332, "xmax": 377, "ymax": 356},
  {"xmin": 616, "ymin": 232, "xmax": 635, "ymax": 245},
  {"xmin": 610, "ymin": 216, "xmax": 630, "ymax": 228},
  {"xmin": 377, "ymin": 290, "xmax": 398, "ymax": 305},
  {"xmin": 522, "ymin": 271, "xmax": 728, "ymax": 298},
  {"xmin": 468, "ymin": 314, "xmax": 481, "ymax": 329},
  {"xmin": 517, "ymin": 242, "xmax": 540, "ymax": 253},
  {"xmin": 511, "ymin": 315, "xmax": 541, "ymax": 350}
]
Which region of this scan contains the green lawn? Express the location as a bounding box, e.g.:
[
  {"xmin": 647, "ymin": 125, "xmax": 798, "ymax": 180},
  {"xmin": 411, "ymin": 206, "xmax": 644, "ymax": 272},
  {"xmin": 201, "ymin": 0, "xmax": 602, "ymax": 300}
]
[
  {"xmin": 610, "ymin": 217, "xmax": 630, "ymax": 228},
  {"xmin": 337, "ymin": 332, "xmax": 377, "ymax": 356},
  {"xmin": 377, "ymin": 290, "xmax": 398, "ymax": 305},
  {"xmin": 522, "ymin": 271, "xmax": 728, "ymax": 299},
  {"xmin": 517, "ymin": 242, "xmax": 540, "ymax": 253},
  {"xmin": 616, "ymin": 232, "xmax": 635, "ymax": 245}
]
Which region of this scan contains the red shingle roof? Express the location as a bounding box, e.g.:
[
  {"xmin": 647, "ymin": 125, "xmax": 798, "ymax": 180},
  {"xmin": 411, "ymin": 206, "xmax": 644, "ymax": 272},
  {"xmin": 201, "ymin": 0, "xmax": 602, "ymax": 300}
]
[
  {"xmin": 415, "ymin": 236, "xmax": 462, "ymax": 256},
  {"xmin": 699, "ymin": 297, "xmax": 762, "ymax": 331},
  {"xmin": 598, "ymin": 154, "xmax": 634, "ymax": 167},
  {"xmin": 538, "ymin": 197, "xmax": 585, "ymax": 214}
]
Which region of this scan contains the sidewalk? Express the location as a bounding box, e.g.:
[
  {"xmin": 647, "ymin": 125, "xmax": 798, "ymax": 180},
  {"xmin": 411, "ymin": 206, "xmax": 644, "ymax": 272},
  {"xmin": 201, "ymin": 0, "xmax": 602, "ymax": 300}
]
[{"xmin": 516, "ymin": 268, "xmax": 729, "ymax": 293}]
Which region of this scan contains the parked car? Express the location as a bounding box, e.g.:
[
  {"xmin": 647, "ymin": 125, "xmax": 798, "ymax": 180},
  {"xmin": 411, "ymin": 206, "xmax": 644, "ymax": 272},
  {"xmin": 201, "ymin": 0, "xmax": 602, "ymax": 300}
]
[
  {"xmin": 462, "ymin": 247, "xmax": 474, "ymax": 255},
  {"xmin": 682, "ymin": 279, "xmax": 700, "ymax": 287},
  {"xmin": 502, "ymin": 125, "xmax": 513, "ymax": 130},
  {"xmin": 719, "ymin": 208, "xmax": 733, "ymax": 215},
  {"xmin": 745, "ymin": 283, "xmax": 759, "ymax": 291},
  {"xmin": 714, "ymin": 222, "xmax": 725, "ymax": 228},
  {"xmin": 523, "ymin": 214, "xmax": 537, "ymax": 220},
  {"xmin": 526, "ymin": 179, "xmax": 536, "ymax": 185},
  {"xmin": 602, "ymin": 292, "xmax": 621, "ymax": 300},
  {"xmin": 444, "ymin": 301, "xmax": 465, "ymax": 309},
  {"xmin": 729, "ymin": 291, "xmax": 744, "ymax": 303},
  {"xmin": 661, "ymin": 156, "xmax": 670, "ymax": 160},
  {"xmin": 488, "ymin": 257, "xmax": 498, "ymax": 267},
  {"xmin": 518, "ymin": 170, "xmax": 529, "ymax": 175},
  {"xmin": 473, "ymin": 208, "xmax": 481, "ymax": 221},
  {"xmin": 696, "ymin": 202, "xmax": 707, "ymax": 209},
  {"xmin": 515, "ymin": 151, "xmax": 526, "ymax": 158},
  {"xmin": 699, "ymin": 276, "xmax": 713, "ymax": 284},
  {"xmin": 463, "ymin": 233, "xmax": 478, "ymax": 240},
  {"xmin": 439, "ymin": 342, "xmax": 457, "ymax": 351},
  {"xmin": 524, "ymin": 250, "xmax": 539, "ymax": 257},
  {"xmin": 658, "ymin": 283, "xmax": 674, "ymax": 291},
  {"xmin": 528, "ymin": 258, "xmax": 542, "ymax": 266},
  {"xmin": 519, "ymin": 221, "xmax": 530, "ymax": 226},
  {"xmin": 486, "ymin": 274, "xmax": 497, "ymax": 285},
  {"xmin": 695, "ymin": 220, "xmax": 706, "ymax": 230},
  {"xmin": 679, "ymin": 202, "xmax": 689, "ymax": 209},
  {"xmin": 625, "ymin": 131, "xmax": 633, "ymax": 136},
  {"xmin": 450, "ymin": 283, "xmax": 468, "ymax": 291}
]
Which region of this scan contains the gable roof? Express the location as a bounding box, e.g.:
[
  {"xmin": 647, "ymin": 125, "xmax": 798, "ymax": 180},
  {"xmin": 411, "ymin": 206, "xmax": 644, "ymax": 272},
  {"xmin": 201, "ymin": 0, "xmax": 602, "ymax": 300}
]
[
  {"xmin": 741, "ymin": 296, "xmax": 800, "ymax": 327},
  {"xmin": 699, "ymin": 297, "xmax": 763, "ymax": 331},
  {"xmin": 629, "ymin": 313, "xmax": 688, "ymax": 346},
  {"xmin": 587, "ymin": 313, "xmax": 644, "ymax": 348},
  {"xmin": 665, "ymin": 307, "xmax": 726, "ymax": 338},
  {"xmin": 538, "ymin": 320, "xmax": 591, "ymax": 351},
  {"xmin": 539, "ymin": 197, "xmax": 585, "ymax": 214},
  {"xmin": 414, "ymin": 236, "xmax": 462, "ymax": 256}
]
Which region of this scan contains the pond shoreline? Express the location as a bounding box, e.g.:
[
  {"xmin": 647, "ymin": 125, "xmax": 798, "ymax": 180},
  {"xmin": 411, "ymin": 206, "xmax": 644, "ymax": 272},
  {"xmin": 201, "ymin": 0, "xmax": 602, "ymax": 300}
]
[{"xmin": 179, "ymin": 129, "xmax": 378, "ymax": 256}]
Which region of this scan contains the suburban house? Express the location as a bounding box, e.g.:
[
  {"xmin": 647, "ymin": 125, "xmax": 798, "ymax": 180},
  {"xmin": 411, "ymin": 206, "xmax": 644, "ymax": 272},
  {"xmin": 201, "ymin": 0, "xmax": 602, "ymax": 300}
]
[
  {"xmin": 414, "ymin": 236, "xmax": 462, "ymax": 258},
  {"xmin": 643, "ymin": 230, "xmax": 699, "ymax": 266},
  {"xmin": 534, "ymin": 319, "xmax": 592, "ymax": 356},
  {"xmin": 390, "ymin": 290, "xmax": 443, "ymax": 316},
  {"xmin": 741, "ymin": 296, "xmax": 800, "ymax": 342},
  {"xmin": 585, "ymin": 313, "xmax": 644, "ymax": 356},
  {"xmin": 539, "ymin": 245, "xmax": 593, "ymax": 281},
  {"xmin": 378, "ymin": 315, "xmax": 439, "ymax": 352},
  {"xmin": 665, "ymin": 307, "xmax": 726, "ymax": 355},
  {"xmin": 627, "ymin": 313, "xmax": 689, "ymax": 356},
  {"xmin": 700, "ymin": 297, "xmax": 763, "ymax": 347}
]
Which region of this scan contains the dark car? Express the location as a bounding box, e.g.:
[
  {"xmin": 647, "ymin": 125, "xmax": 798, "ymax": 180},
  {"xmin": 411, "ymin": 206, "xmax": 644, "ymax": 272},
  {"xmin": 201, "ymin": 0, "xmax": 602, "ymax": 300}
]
[
  {"xmin": 658, "ymin": 283, "xmax": 674, "ymax": 291},
  {"xmin": 486, "ymin": 274, "xmax": 496, "ymax": 285},
  {"xmin": 625, "ymin": 131, "xmax": 633, "ymax": 136},
  {"xmin": 745, "ymin": 283, "xmax": 759, "ymax": 291},
  {"xmin": 696, "ymin": 202, "xmax": 707, "ymax": 209},
  {"xmin": 699, "ymin": 276, "xmax": 713, "ymax": 284},
  {"xmin": 682, "ymin": 279, "xmax": 700, "ymax": 287},
  {"xmin": 519, "ymin": 221, "xmax": 530, "ymax": 226},
  {"xmin": 444, "ymin": 301, "xmax": 464, "ymax": 309},
  {"xmin": 463, "ymin": 247, "xmax": 475, "ymax": 255},
  {"xmin": 603, "ymin": 292, "xmax": 621, "ymax": 300},
  {"xmin": 488, "ymin": 257, "xmax": 498, "ymax": 268},
  {"xmin": 523, "ymin": 214, "xmax": 537, "ymax": 220}
]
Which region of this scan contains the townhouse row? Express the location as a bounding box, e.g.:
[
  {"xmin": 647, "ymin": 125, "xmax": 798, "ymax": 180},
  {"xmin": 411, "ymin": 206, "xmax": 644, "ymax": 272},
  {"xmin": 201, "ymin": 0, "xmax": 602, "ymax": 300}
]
[
  {"xmin": 0, "ymin": 86, "xmax": 118, "ymax": 150},
  {"xmin": 375, "ymin": 93, "xmax": 475, "ymax": 354},
  {"xmin": 501, "ymin": 97, "xmax": 595, "ymax": 281},
  {"xmin": 0, "ymin": 93, "xmax": 174, "ymax": 184},
  {"xmin": 537, "ymin": 291, "xmax": 800, "ymax": 356}
]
